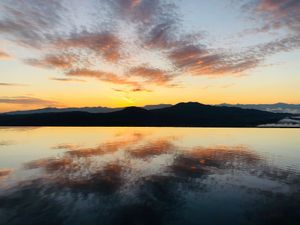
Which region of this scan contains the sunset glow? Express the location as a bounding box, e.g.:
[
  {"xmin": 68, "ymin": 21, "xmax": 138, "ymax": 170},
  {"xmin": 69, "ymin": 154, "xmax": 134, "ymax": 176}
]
[{"xmin": 1, "ymin": 0, "xmax": 300, "ymax": 112}]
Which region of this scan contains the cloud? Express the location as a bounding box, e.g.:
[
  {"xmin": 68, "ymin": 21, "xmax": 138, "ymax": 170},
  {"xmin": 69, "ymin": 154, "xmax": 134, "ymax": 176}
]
[
  {"xmin": 50, "ymin": 78, "xmax": 86, "ymax": 82},
  {"xmin": 0, "ymin": 0, "xmax": 64, "ymax": 47},
  {"xmin": 256, "ymin": 0, "xmax": 300, "ymax": 31},
  {"xmin": 131, "ymin": 87, "xmax": 152, "ymax": 92},
  {"xmin": 104, "ymin": 0, "xmax": 176, "ymax": 25},
  {"xmin": 250, "ymin": 36, "xmax": 300, "ymax": 56},
  {"xmin": 0, "ymin": 0, "xmax": 183, "ymax": 88},
  {"xmin": 0, "ymin": 168, "xmax": 13, "ymax": 179},
  {"xmin": 0, "ymin": 96, "xmax": 58, "ymax": 106},
  {"xmin": 113, "ymin": 87, "xmax": 152, "ymax": 93},
  {"xmin": 168, "ymin": 44, "xmax": 259, "ymax": 76},
  {"xmin": 143, "ymin": 22, "xmax": 178, "ymax": 49},
  {"xmin": 0, "ymin": 50, "xmax": 11, "ymax": 60},
  {"xmin": 242, "ymin": 0, "xmax": 300, "ymax": 35},
  {"xmin": 54, "ymin": 31, "xmax": 122, "ymax": 63},
  {"xmin": 129, "ymin": 66, "xmax": 174, "ymax": 85},
  {"xmin": 67, "ymin": 69, "xmax": 140, "ymax": 87},
  {"xmin": 1, "ymin": 0, "xmax": 299, "ymax": 89},
  {"xmin": 0, "ymin": 140, "xmax": 15, "ymax": 146},
  {"xmin": 0, "ymin": 82, "xmax": 25, "ymax": 86},
  {"xmin": 25, "ymin": 54, "xmax": 76, "ymax": 70}
]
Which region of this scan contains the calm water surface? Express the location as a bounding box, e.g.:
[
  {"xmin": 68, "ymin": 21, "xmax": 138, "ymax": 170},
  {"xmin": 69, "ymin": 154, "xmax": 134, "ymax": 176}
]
[{"xmin": 0, "ymin": 127, "xmax": 300, "ymax": 225}]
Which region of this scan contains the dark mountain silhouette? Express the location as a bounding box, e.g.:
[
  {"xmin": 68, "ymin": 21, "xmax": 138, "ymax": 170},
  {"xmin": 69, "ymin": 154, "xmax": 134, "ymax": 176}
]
[
  {"xmin": 5, "ymin": 103, "xmax": 299, "ymax": 115},
  {"xmin": 4, "ymin": 106, "xmax": 123, "ymax": 115},
  {"xmin": 4, "ymin": 104, "xmax": 173, "ymax": 115},
  {"xmin": 0, "ymin": 102, "xmax": 288, "ymax": 127}
]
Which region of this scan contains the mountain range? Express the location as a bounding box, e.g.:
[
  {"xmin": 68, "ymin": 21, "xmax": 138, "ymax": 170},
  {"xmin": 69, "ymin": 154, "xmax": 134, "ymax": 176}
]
[
  {"xmin": 3, "ymin": 103, "xmax": 299, "ymax": 115},
  {"xmin": 4, "ymin": 104, "xmax": 173, "ymax": 115},
  {"xmin": 0, "ymin": 102, "xmax": 289, "ymax": 127}
]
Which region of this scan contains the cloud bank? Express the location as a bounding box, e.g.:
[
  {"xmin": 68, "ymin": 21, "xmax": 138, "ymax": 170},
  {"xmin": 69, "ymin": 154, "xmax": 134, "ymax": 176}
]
[{"xmin": 0, "ymin": 0, "xmax": 299, "ymax": 89}]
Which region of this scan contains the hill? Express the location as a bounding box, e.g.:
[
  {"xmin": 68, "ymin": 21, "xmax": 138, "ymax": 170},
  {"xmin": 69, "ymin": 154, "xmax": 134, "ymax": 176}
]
[{"xmin": 0, "ymin": 102, "xmax": 288, "ymax": 127}]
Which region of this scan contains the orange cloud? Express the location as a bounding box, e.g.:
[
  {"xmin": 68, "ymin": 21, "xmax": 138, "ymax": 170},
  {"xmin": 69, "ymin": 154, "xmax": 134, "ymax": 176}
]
[
  {"xmin": 55, "ymin": 32, "xmax": 122, "ymax": 62},
  {"xmin": 129, "ymin": 67, "xmax": 174, "ymax": 85},
  {"xmin": 0, "ymin": 50, "xmax": 11, "ymax": 60},
  {"xmin": 244, "ymin": 0, "xmax": 300, "ymax": 35},
  {"xmin": 67, "ymin": 69, "xmax": 140, "ymax": 87},
  {"xmin": 0, "ymin": 168, "xmax": 13, "ymax": 179},
  {"xmin": 25, "ymin": 54, "xmax": 76, "ymax": 70},
  {"xmin": 169, "ymin": 45, "xmax": 259, "ymax": 76},
  {"xmin": 2, "ymin": 0, "xmax": 298, "ymax": 91},
  {"xmin": 131, "ymin": 0, "xmax": 142, "ymax": 8}
]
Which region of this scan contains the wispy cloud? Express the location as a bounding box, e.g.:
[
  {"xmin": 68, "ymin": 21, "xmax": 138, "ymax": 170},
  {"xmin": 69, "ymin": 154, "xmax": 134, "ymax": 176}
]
[
  {"xmin": 0, "ymin": 96, "xmax": 58, "ymax": 106},
  {"xmin": 0, "ymin": 140, "xmax": 15, "ymax": 146},
  {"xmin": 67, "ymin": 69, "xmax": 140, "ymax": 87},
  {"xmin": 239, "ymin": 0, "xmax": 300, "ymax": 41},
  {"xmin": 0, "ymin": 0, "xmax": 64, "ymax": 48},
  {"xmin": 50, "ymin": 77, "xmax": 86, "ymax": 82},
  {"xmin": 255, "ymin": 0, "xmax": 300, "ymax": 33},
  {"xmin": 25, "ymin": 54, "xmax": 76, "ymax": 70},
  {"xmin": 0, "ymin": 50, "xmax": 11, "ymax": 60},
  {"xmin": 129, "ymin": 66, "xmax": 175, "ymax": 85},
  {"xmin": 113, "ymin": 87, "xmax": 152, "ymax": 93},
  {"xmin": 0, "ymin": 82, "xmax": 26, "ymax": 86},
  {"xmin": 55, "ymin": 31, "xmax": 122, "ymax": 63},
  {"xmin": 0, "ymin": 0, "xmax": 299, "ymax": 90},
  {"xmin": 0, "ymin": 168, "xmax": 13, "ymax": 179}
]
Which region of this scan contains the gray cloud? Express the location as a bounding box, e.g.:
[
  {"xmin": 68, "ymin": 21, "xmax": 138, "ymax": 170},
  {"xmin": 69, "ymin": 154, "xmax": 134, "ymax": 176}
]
[
  {"xmin": 0, "ymin": 96, "xmax": 58, "ymax": 106},
  {"xmin": 249, "ymin": 36, "xmax": 300, "ymax": 56},
  {"xmin": 0, "ymin": 0, "xmax": 299, "ymax": 88},
  {"xmin": 0, "ymin": 82, "xmax": 25, "ymax": 86},
  {"xmin": 0, "ymin": 0, "xmax": 65, "ymax": 48},
  {"xmin": 241, "ymin": 0, "xmax": 300, "ymax": 36},
  {"xmin": 50, "ymin": 78, "xmax": 86, "ymax": 82},
  {"xmin": 54, "ymin": 31, "xmax": 122, "ymax": 62},
  {"xmin": 25, "ymin": 54, "xmax": 77, "ymax": 70},
  {"xmin": 104, "ymin": 0, "xmax": 177, "ymax": 26}
]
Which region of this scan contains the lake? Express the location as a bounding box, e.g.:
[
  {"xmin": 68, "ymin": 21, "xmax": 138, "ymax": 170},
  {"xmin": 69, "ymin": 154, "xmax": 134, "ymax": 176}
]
[{"xmin": 0, "ymin": 127, "xmax": 299, "ymax": 225}]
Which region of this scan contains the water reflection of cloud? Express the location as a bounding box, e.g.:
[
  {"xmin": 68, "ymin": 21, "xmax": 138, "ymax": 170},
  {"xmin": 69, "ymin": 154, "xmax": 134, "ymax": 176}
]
[
  {"xmin": 0, "ymin": 127, "xmax": 40, "ymax": 132},
  {"xmin": 127, "ymin": 139, "xmax": 175, "ymax": 159},
  {"xmin": 170, "ymin": 145, "xmax": 261, "ymax": 179},
  {"xmin": 25, "ymin": 158, "xmax": 73, "ymax": 172},
  {"xmin": 0, "ymin": 168, "xmax": 13, "ymax": 180},
  {"xmin": 0, "ymin": 140, "xmax": 15, "ymax": 147},
  {"xmin": 58, "ymin": 162, "xmax": 124, "ymax": 194},
  {"xmin": 0, "ymin": 133, "xmax": 299, "ymax": 225},
  {"xmin": 53, "ymin": 132, "xmax": 146, "ymax": 158}
]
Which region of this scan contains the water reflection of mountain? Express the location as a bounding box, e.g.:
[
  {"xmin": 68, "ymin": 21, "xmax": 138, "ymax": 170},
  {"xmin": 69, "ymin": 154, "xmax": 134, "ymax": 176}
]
[{"xmin": 0, "ymin": 132, "xmax": 299, "ymax": 225}]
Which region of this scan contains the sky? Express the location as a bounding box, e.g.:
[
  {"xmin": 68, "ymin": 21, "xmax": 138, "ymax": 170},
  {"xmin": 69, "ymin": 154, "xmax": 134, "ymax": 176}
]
[{"xmin": 0, "ymin": 0, "xmax": 300, "ymax": 112}]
